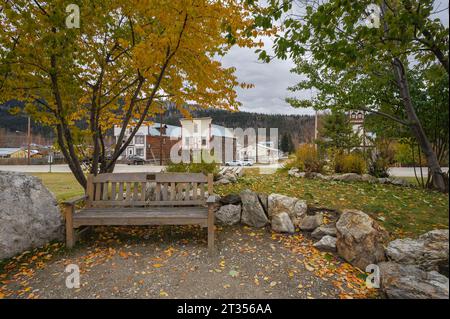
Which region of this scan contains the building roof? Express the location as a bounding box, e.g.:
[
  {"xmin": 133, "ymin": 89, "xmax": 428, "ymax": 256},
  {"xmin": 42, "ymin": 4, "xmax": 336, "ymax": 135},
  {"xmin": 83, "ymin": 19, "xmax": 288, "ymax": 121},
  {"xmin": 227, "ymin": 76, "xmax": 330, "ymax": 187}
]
[
  {"xmin": 238, "ymin": 143, "xmax": 281, "ymax": 152},
  {"xmin": 147, "ymin": 123, "xmax": 181, "ymax": 137},
  {"xmin": 0, "ymin": 148, "xmax": 22, "ymax": 156},
  {"xmin": 211, "ymin": 124, "xmax": 234, "ymax": 138}
]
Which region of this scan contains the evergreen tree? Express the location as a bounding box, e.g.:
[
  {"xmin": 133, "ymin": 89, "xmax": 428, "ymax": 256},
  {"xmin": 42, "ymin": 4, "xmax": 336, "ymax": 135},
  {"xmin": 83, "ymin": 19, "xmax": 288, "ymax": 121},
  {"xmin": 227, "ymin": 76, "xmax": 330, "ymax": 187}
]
[
  {"xmin": 318, "ymin": 111, "xmax": 361, "ymax": 153},
  {"xmin": 280, "ymin": 133, "xmax": 290, "ymax": 153}
]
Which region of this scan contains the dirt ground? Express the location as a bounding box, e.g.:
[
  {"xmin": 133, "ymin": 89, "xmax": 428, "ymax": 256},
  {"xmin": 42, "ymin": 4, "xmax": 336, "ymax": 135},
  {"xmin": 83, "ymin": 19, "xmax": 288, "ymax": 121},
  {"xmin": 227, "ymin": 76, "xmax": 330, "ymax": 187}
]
[{"xmin": 0, "ymin": 225, "xmax": 378, "ymax": 299}]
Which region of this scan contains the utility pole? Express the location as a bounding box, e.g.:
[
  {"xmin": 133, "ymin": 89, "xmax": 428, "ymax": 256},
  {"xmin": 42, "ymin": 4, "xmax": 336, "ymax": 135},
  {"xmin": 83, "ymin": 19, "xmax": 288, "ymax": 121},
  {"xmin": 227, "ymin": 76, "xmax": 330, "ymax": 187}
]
[
  {"xmin": 27, "ymin": 116, "xmax": 31, "ymax": 165},
  {"xmin": 314, "ymin": 110, "xmax": 318, "ymax": 149},
  {"xmin": 159, "ymin": 111, "xmax": 163, "ymax": 166}
]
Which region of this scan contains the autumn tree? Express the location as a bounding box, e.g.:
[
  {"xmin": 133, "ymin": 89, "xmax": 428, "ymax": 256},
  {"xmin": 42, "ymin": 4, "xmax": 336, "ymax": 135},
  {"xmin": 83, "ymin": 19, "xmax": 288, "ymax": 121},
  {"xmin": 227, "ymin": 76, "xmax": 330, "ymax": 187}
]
[
  {"xmin": 0, "ymin": 0, "xmax": 263, "ymax": 189},
  {"xmin": 251, "ymin": 0, "xmax": 449, "ymax": 191}
]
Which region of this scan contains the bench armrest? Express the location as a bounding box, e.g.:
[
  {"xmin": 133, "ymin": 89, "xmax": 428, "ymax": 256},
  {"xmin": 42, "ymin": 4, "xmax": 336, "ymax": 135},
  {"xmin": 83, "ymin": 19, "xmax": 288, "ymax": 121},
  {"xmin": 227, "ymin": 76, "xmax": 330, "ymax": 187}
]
[
  {"xmin": 62, "ymin": 195, "xmax": 87, "ymax": 207},
  {"xmin": 207, "ymin": 194, "xmax": 218, "ymax": 204}
]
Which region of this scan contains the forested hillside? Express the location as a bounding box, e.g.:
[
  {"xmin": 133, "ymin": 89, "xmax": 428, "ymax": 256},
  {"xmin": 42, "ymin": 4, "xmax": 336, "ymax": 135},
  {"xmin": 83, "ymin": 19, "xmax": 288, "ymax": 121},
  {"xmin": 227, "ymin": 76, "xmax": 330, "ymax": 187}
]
[
  {"xmin": 1, "ymin": 102, "xmax": 314, "ymax": 148},
  {"xmin": 163, "ymin": 107, "xmax": 315, "ymax": 146}
]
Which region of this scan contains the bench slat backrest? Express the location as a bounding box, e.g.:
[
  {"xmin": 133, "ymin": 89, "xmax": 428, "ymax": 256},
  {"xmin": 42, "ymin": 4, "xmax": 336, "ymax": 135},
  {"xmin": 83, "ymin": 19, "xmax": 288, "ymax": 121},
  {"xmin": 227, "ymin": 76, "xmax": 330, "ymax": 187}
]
[{"xmin": 86, "ymin": 173, "xmax": 213, "ymax": 208}]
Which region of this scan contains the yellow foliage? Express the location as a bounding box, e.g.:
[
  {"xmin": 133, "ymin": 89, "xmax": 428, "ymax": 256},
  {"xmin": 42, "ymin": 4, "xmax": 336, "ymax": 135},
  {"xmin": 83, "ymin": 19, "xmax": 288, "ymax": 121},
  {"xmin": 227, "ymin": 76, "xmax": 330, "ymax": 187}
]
[{"xmin": 0, "ymin": 0, "xmax": 261, "ymax": 156}]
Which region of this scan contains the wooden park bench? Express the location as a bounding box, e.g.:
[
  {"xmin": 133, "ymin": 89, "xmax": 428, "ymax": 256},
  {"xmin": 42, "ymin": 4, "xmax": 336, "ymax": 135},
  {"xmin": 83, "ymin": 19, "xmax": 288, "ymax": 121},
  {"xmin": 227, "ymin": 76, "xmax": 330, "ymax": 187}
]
[{"xmin": 62, "ymin": 172, "xmax": 217, "ymax": 254}]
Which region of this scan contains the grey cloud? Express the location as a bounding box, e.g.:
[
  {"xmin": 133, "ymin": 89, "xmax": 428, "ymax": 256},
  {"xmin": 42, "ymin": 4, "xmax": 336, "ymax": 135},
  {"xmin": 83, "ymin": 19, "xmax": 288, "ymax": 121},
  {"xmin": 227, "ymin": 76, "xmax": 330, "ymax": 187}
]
[{"xmin": 219, "ymin": 40, "xmax": 314, "ymax": 115}]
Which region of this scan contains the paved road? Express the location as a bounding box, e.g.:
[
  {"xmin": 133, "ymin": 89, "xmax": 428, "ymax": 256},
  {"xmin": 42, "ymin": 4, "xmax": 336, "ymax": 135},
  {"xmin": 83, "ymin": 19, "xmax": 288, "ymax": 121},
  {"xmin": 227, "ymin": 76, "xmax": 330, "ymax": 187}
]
[
  {"xmin": 0, "ymin": 164, "xmax": 447, "ymax": 177},
  {"xmin": 388, "ymin": 167, "xmax": 448, "ymax": 177},
  {"xmin": 0, "ymin": 164, "xmax": 165, "ymax": 173}
]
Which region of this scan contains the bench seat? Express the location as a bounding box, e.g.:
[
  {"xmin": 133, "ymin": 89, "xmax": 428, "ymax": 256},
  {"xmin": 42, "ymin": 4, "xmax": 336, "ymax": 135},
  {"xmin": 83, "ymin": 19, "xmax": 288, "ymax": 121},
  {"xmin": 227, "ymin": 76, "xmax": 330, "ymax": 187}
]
[
  {"xmin": 63, "ymin": 172, "xmax": 217, "ymax": 255},
  {"xmin": 73, "ymin": 206, "xmax": 208, "ymax": 227}
]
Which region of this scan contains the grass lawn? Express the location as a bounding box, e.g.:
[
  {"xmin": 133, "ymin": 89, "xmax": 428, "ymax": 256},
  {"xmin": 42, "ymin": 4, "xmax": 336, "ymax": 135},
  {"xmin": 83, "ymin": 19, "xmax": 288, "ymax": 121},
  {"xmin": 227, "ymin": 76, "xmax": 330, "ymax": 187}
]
[
  {"xmin": 32, "ymin": 173, "xmax": 84, "ymax": 202},
  {"xmin": 216, "ymin": 172, "xmax": 449, "ymax": 238},
  {"xmin": 31, "ymin": 171, "xmax": 448, "ymax": 238}
]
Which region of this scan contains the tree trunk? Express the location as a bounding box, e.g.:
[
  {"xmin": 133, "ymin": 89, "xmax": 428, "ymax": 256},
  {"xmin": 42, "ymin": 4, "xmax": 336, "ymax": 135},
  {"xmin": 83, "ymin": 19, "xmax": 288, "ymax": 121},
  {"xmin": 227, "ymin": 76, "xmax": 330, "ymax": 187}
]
[{"xmin": 392, "ymin": 57, "xmax": 448, "ymax": 192}]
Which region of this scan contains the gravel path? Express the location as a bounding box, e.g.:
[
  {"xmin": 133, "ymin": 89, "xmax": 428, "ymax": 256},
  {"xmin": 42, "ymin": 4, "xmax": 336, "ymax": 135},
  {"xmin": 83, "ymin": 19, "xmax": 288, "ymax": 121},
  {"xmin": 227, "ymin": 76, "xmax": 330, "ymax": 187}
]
[{"xmin": 0, "ymin": 225, "xmax": 376, "ymax": 299}]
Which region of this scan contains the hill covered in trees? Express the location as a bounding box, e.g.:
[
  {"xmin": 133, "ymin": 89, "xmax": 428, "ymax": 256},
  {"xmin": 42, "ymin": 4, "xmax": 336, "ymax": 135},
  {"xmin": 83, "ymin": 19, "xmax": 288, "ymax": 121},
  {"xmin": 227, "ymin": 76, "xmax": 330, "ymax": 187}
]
[
  {"xmin": 1, "ymin": 102, "xmax": 314, "ymax": 149},
  {"xmin": 163, "ymin": 107, "xmax": 315, "ymax": 147}
]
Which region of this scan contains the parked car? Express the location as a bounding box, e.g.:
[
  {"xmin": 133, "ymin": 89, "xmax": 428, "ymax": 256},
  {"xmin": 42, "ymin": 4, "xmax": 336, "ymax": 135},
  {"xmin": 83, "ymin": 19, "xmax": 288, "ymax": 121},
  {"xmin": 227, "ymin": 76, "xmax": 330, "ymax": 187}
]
[
  {"xmin": 241, "ymin": 159, "xmax": 254, "ymax": 166},
  {"xmin": 126, "ymin": 155, "xmax": 145, "ymax": 165},
  {"xmin": 224, "ymin": 160, "xmax": 243, "ymax": 166}
]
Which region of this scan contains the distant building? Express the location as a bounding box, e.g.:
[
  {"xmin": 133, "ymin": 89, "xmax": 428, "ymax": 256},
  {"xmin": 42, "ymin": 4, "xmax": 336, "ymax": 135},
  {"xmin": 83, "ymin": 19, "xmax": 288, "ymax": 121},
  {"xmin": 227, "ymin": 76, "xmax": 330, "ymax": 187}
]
[
  {"xmin": 113, "ymin": 117, "xmax": 283, "ymax": 164},
  {"xmin": 180, "ymin": 117, "xmax": 236, "ymax": 163},
  {"xmin": 0, "ymin": 148, "xmax": 44, "ymax": 158},
  {"xmin": 348, "ymin": 110, "xmax": 375, "ymax": 150},
  {"xmin": 114, "ymin": 123, "xmax": 181, "ymax": 163},
  {"xmin": 0, "ymin": 148, "xmax": 24, "ymax": 158},
  {"xmin": 238, "ymin": 143, "xmax": 282, "ymax": 163}
]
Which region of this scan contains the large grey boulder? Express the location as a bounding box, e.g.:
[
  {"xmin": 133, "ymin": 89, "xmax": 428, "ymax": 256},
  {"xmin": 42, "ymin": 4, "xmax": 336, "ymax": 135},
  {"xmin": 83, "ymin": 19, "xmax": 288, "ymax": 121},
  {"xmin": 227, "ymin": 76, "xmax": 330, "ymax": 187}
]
[
  {"xmin": 257, "ymin": 193, "xmax": 269, "ymax": 214},
  {"xmin": 313, "ymin": 235, "xmax": 337, "ymax": 252},
  {"xmin": 332, "ymin": 173, "xmax": 362, "ymax": 182},
  {"xmin": 336, "ymin": 209, "xmax": 388, "ymax": 269},
  {"xmin": 271, "ymin": 212, "xmax": 295, "ymax": 234},
  {"xmin": 298, "ymin": 213, "xmax": 323, "ymax": 231},
  {"xmin": 214, "ymin": 178, "xmax": 231, "ymax": 185},
  {"xmin": 312, "ymin": 225, "xmax": 337, "ymax": 239},
  {"xmin": 388, "ymin": 178, "xmax": 411, "ymax": 187},
  {"xmin": 288, "ymin": 168, "xmax": 299, "ymax": 176},
  {"xmin": 386, "ymin": 229, "xmax": 449, "ymax": 272},
  {"xmin": 215, "ymin": 204, "xmax": 241, "ymax": 226},
  {"xmin": 377, "ymin": 178, "xmax": 390, "ymax": 184},
  {"xmin": 0, "ymin": 171, "xmax": 63, "ymax": 260},
  {"xmin": 240, "ymin": 189, "xmax": 269, "ymax": 228},
  {"xmin": 361, "ymin": 174, "xmax": 377, "ymax": 183},
  {"xmin": 223, "ymin": 172, "xmax": 237, "ymax": 183},
  {"xmin": 268, "ymin": 193, "xmax": 307, "ymax": 226},
  {"xmin": 219, "ymin": 194, "xmax": 241, "ymax": 205},
  {"xmin": 378, "ymin": 262, "xmax": 449, "ymax": 299},
  {"xmin": 315, "ymin": 173, "xmax": 332, "ymax": 181}
]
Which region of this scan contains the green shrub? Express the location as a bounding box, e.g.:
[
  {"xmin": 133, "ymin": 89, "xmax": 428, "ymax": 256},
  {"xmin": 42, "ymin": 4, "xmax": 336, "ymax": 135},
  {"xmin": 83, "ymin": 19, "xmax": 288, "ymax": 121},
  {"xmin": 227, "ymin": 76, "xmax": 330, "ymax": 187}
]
[
  {"xmin": 393, "ymin": 141, "xmax": 426, "ymax": 166},
  {"xmin": 368, "ymin": 153, "xmax": 390, "ymax": 178},
  {"xmin": 291, "ymin": 144, "xmax": 324, "ymax": 173},
  {"xmin": 334, "ymin": 153, "xmax": 366, "ymax": 174},
  {"xmin": 165, "ymin": 161, "xmax": 189, "ymax": 173},
  {"xmin": 333, "ymin": 153, "xmax": 346, "ymax": 174},
  {"xmin": 166, "ymin": 159, "xmax": 219, "ymax": 176}
]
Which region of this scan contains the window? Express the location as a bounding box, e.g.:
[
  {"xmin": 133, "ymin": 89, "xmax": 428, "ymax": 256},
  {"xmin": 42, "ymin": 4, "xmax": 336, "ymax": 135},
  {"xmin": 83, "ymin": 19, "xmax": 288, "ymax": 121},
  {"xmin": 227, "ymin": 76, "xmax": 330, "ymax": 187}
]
[
  {"xmin": 202, "ymin": 138, "xmax": 207, "ymax": 146},
  {"xmin": 194, "ymin": 123, "xmax": 198, "ymax": 133},
  {"xmin": 136, "ymin": 148, "xmax": 144, "ymax": 157},
  {"xmin": 185, "ymin": 137, "xmax": 190, "ymax": 145},
  {"xmin": 135, "ymin": 135, "xmax": 144, "ymax": 144}
]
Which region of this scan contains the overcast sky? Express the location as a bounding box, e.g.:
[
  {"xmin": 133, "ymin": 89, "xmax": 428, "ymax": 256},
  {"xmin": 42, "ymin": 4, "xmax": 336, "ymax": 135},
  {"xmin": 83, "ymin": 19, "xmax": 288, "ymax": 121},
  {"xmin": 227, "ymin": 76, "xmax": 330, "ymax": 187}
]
[{"xmin": 220, "ymin": 1, "xmax": 449, "ymax": 116}]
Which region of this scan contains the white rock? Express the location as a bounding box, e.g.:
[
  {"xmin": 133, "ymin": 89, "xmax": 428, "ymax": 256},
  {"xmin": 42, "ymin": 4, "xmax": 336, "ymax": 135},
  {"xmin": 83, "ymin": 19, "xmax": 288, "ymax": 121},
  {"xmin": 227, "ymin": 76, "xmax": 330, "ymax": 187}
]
[
  {"xmin": 268, "ymin": 193, "xmax": 307, "ymax": 226},
  {"xmin": 298, "ymin": 213, "xmax": 323, "ymax": 231},
  {"xmin": 386, "ymin": 229, "xmax": 449, "ymax": 272},
  {"xmin": 313, "ymin": 235, "xmax": 337, "ymax": 251},
  {"xmin": 240, "ymin": 189, "xmax": 269, "ymax": 228},
  {"xmin": 271, "ymin": 212, "xmax": 295, "ymax": 234},
  {"xmin": 311, "ymin": 225, "xmax": 337, "ymax": 239},
  {"xmin": 215, "ymin": 204, "xmax": 241, "ymax": 226},
  {"xmin": 0, "ymin": 171, "xmax": 63, "ymax": 260},
  {"xmin": 378, "ymin": 262, "xmax": 449, "ymax": 299},
  {"xmin": 336, "ymin": 209, "xmax": 388, "ymax": 269}
]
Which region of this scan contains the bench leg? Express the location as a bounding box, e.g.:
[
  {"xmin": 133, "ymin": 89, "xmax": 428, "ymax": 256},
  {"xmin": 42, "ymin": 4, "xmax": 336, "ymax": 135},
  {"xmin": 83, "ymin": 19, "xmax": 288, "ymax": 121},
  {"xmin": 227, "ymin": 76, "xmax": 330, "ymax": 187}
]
[
  {"xmin": 64, "ymin": 205, "xmax": 75, "ymax": 249},
  {"xmin": 207, "ymin": 206, "xmax": 215, "ymax": 256}
]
